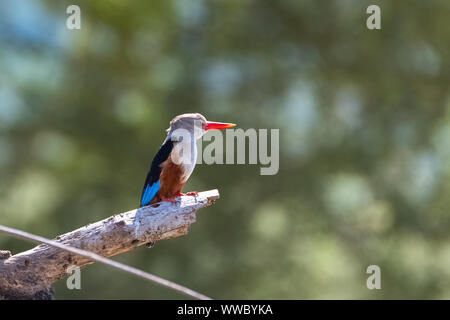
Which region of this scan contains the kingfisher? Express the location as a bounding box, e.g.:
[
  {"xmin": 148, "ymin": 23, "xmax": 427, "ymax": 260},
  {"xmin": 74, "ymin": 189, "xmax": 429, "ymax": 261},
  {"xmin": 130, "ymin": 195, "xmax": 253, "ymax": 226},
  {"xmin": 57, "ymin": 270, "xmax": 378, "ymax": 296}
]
[{"xmin": 140, "ymin": 113, "xmax": 236, "ymax": 209}]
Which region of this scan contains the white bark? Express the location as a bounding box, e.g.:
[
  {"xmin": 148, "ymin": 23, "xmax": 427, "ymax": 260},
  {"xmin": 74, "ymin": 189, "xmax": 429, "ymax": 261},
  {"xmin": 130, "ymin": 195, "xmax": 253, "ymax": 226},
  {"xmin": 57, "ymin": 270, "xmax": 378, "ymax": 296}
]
[{"xmin": 0, "ymin": 189, "xmax": 219, "ymax": 299}]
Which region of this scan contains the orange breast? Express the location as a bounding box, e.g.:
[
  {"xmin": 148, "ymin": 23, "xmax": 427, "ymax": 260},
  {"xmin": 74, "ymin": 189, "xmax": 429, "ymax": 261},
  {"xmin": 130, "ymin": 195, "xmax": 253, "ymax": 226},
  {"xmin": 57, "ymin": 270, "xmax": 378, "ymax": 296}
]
[{"xmin": 150, "ymin": 155, "xmax": 185, "ymax": 204}]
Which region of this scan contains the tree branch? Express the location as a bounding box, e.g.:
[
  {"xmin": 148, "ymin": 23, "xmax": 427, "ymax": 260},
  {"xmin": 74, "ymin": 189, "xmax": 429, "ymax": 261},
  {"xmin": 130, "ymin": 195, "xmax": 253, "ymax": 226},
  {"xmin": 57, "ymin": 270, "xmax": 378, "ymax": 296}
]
[{"xmin": 0, "ymin": 189, "xmax": 219, "ymax": 299}]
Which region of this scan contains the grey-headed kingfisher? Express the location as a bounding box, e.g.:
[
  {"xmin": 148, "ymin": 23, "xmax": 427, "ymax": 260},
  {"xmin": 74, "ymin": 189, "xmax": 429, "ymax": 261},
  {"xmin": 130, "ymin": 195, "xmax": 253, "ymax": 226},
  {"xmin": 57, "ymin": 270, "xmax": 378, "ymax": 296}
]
[{"xmin": 140, "ymin": 113, "xmax": 236, "ymax": 208}]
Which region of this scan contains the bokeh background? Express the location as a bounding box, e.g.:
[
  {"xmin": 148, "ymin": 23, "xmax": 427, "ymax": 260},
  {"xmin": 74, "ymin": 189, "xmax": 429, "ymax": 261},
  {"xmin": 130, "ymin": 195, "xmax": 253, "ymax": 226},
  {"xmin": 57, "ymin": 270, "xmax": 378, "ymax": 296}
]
[{"xmin": 1, "ymin": 0, "xmax": 450, "ymax": 299}]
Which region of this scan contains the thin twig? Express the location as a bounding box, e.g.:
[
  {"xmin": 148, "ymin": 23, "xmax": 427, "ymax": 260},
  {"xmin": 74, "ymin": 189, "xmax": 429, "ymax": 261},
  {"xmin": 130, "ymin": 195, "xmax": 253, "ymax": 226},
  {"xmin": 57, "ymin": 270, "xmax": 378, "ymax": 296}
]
[{"xmin": 0, "ymin": 224, "xmax": 212, "ymax": 300}]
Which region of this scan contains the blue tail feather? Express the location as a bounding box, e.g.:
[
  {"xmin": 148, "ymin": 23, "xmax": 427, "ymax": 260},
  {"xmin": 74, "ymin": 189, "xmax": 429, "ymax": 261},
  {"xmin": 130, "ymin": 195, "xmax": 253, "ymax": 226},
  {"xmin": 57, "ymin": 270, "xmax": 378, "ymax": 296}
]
[{"xmin": 140, "ymin": 180, "xmax": 160, "ymax": 207}]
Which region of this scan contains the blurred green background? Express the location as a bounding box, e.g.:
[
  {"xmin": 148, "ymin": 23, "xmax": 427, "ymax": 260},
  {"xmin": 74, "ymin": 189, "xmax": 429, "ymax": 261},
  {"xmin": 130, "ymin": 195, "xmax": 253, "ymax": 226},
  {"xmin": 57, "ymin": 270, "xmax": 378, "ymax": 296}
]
[{"xmin": 1, "ymin": 0, "xmax": 450, "ymax": 299}]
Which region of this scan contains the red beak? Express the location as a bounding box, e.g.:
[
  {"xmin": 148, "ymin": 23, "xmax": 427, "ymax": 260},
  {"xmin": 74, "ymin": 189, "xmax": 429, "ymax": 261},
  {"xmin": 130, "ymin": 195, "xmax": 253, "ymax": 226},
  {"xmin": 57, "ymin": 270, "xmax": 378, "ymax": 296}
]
[{"xmin": 204, "ymin": 121, "xmax": 236, "ymax": 131}]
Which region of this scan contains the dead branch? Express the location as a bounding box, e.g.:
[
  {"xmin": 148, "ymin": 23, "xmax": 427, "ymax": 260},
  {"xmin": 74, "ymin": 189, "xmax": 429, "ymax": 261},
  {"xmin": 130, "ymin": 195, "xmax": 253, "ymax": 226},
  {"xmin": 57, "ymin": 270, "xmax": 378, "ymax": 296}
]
[{"xmin": 0, "ymin": 189, "xmax": 219, "ymax": 299}]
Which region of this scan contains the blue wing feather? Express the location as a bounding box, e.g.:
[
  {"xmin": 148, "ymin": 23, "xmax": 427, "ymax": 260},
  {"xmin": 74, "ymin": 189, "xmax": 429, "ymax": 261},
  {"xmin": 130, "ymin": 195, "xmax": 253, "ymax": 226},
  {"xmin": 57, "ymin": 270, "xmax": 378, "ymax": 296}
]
[{"xmin": 140, "ymin": 139, "xmax": 174, "ymax": 207}]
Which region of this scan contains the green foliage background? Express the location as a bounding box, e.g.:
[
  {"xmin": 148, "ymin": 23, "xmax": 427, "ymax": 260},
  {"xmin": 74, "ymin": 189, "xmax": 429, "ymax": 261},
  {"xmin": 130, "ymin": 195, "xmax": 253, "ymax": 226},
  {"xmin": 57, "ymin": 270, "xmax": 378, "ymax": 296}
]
[{"xmin": 1, "ymin": 0, "xmax": 450, "ymax": 299}]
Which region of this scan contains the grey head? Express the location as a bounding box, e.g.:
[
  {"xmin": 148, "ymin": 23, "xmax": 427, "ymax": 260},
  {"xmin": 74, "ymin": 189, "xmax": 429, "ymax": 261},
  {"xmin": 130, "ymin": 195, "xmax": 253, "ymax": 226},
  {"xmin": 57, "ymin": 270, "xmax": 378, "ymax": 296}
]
[
  {"xmin": 166, "ymin": 113, "xmax": 207, "ymax": 142},
  {"xmin": 164, "ymin": 113, "xmax": 236, "ymax": 167}
]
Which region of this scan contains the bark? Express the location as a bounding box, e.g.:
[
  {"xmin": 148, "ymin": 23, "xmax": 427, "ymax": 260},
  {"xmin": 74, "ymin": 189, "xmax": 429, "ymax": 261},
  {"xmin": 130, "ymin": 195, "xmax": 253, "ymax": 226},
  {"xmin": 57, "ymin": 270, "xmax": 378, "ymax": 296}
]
[{"xmin": 0, "ymin": 189, "xmax": 219, "ymax": 299}]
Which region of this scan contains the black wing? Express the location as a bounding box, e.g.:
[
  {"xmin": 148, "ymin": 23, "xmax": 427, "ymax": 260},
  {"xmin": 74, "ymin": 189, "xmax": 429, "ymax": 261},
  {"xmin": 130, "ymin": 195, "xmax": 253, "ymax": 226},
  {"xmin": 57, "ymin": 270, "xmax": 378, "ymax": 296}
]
[{"xmin": 140, "ymin": 139, "xmax": 174, "ymax": 207}]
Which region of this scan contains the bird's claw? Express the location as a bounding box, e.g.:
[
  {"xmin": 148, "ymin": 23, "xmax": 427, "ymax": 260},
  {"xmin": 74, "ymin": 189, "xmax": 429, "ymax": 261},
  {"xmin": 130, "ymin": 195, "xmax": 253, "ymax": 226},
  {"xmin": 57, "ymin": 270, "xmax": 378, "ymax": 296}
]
[{"xmin": 175, "ymin": 192, "xmax": 198, "ymax": 197}]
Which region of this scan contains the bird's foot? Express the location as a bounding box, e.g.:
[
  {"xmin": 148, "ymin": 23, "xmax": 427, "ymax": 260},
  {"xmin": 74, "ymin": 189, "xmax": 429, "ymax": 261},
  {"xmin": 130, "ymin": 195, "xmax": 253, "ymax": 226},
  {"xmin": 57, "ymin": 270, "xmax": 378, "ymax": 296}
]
[
  {"xmin": 175, "ymin": 191, "xmax": 198, "ymax": 197},
  {"xmin": 160, "ymin": 196, "xmax": 178, "ymax": 204}
]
